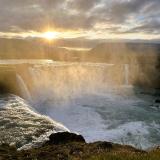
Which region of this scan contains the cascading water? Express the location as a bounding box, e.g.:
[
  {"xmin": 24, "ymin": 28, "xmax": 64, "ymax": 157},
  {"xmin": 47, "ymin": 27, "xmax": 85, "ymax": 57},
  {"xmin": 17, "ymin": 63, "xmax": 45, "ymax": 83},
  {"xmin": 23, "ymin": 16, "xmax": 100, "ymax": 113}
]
[
  {"xmin": 0, "ymin": 94, "xmax": 69, "ymax": 149},
  {"xmin": 16, "ymin": 74, "xmax": 32, "ymax": 102},
  {"xmin": 24, "ymin": 62, "xmax": 160, "ymax": 150},
  {"xmin": 1, "ymin": 61, "xmax": 160, "ymax": 150}
]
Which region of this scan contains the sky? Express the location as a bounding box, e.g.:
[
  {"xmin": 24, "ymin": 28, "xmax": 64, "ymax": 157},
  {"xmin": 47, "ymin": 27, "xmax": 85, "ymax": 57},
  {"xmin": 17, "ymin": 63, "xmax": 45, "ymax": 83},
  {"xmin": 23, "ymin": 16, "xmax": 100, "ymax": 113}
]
[{"xmin": 0, "ymin": 0, "xmax": 160, "ymax": 48}]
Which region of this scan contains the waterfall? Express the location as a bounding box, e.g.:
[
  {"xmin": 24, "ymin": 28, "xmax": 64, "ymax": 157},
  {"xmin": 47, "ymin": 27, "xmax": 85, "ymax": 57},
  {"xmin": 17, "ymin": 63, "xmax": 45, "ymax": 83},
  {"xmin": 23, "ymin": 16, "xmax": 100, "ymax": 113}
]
[
  {"xmin": 16, "ymin": 74, "xmax": 32, "ymax": 102},
  {"xmin": 124, "ymin": 64, "xmax": 129, "ymax": 85}
]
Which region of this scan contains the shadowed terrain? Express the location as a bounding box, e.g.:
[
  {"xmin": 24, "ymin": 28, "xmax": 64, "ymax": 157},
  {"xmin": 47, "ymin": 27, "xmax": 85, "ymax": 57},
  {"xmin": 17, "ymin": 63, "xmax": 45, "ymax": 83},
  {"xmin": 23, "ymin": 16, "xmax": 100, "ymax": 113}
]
[{"xmin": 0, "ymin": 132, "xmax": 160, "ymax": 160}]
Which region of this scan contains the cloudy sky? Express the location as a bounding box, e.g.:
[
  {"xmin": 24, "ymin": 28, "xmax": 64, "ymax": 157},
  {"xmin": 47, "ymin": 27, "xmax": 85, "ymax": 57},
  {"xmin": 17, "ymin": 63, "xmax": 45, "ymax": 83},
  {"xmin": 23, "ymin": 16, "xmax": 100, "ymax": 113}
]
[{"xmin": 0, "ymin": 0, "xmax": 160, "ymax": 46}]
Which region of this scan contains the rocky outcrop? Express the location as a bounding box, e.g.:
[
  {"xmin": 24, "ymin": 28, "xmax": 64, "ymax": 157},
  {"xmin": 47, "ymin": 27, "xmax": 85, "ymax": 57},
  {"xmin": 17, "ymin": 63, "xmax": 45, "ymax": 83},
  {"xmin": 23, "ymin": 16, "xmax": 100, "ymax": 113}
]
[
  {"xmin": 0, "ymin": 132, "xmax": 156, "ymax": 160},
  {"xmin": 47, "ymin": 132, "xmax": 86, "ymax": 145},
  {"xmin": 155, "ymin": 99, "xmax": 160, "ymax": 103}
]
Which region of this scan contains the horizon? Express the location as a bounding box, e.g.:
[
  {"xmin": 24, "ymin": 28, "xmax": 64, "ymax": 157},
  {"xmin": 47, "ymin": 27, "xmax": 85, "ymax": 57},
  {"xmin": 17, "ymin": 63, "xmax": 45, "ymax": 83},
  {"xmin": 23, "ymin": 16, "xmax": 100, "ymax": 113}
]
[
  {"xmin": 0, "ymin": 0, "xmax": 160, "ymax": 156},
  {"xmin": 0, "ymin": 0, "xmax": 160, "ymax": 50},
  {"xmin": 0, "ymin": 37, "xmax": 160, "ymax": 52}
]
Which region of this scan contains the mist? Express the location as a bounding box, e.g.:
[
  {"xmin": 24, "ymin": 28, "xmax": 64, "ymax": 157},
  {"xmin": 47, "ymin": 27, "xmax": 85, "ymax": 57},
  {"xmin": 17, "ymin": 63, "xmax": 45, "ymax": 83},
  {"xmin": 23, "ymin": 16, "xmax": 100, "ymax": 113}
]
[
  {"xmin": 0, "ymin": 37, "xmax": 160, "ymax": 150},
  {"xmin": 0, "ymin": 40, "xmax": 159, "ymax": 98},
  {"xmin": 0, "ymin": 0, "xmax": 160, "ymax": 156}
]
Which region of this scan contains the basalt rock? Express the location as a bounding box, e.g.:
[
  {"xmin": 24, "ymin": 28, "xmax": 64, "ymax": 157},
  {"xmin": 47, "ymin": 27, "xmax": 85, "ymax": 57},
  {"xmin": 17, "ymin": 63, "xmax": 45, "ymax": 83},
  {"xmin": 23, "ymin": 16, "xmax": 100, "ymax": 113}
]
[
  {"xmin": 48, "ymin": 132, "xmax": 86, "ymax": 145},
  {"xmin": 155, "ymin": 99, "xmax": 160, "ymax": 103}
]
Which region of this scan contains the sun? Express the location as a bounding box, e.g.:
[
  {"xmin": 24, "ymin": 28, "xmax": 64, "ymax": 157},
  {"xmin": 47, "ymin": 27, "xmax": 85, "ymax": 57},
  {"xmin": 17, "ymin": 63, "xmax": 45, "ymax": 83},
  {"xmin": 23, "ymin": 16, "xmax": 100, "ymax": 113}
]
[{"xmin": 42, "ymin": 31, "xmax": 58, "ymax": 40}]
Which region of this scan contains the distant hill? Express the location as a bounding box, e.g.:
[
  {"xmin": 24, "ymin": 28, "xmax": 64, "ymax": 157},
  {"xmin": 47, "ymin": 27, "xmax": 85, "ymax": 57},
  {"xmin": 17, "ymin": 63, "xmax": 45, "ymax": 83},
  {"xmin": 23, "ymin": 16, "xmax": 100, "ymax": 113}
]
[
  {"xmin": 0, "ymin": 38, "xmax": 160, "ymax": 65},
  {"xmin": 0, "ymin": 38, "xmax": 46, "ymax": 59},
  {"xmin": 87, "ymin": 42, "xmax": 160, "ymax": 64},
  {"xmin": 0, "ymin": 38, "xmax": 79, "ymax": 61}
]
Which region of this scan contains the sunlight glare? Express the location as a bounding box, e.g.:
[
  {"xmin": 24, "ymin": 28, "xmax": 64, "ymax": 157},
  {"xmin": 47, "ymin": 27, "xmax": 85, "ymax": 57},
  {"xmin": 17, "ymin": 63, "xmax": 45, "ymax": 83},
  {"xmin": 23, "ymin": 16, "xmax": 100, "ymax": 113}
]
[{"xmin": 42, "ymin": 31, "xmax": 59, "ymax": 40}]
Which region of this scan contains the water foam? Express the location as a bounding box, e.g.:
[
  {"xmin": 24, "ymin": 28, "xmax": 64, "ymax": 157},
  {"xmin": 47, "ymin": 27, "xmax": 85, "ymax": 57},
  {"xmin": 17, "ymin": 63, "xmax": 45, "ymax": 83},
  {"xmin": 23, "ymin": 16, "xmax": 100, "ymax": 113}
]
[
  {"xmin": 1, "ymin": 61, "xmax": 159, "ymax": 150},
  {"xmin": 0, "ymin": 94, "xmax": 69, "ymax": 149}
]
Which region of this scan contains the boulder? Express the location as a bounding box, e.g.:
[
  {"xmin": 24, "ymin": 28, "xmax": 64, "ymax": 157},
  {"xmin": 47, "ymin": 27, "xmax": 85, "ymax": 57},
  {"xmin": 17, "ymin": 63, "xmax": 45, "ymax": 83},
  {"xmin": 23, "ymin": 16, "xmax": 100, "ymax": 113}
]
[
  {"xmin": 155, "ymin": 99, "xmax": 160, "ymax": 103},
  {"xmin": 48, "ymin": 132, "xmax": 86, "ymax": 145}
]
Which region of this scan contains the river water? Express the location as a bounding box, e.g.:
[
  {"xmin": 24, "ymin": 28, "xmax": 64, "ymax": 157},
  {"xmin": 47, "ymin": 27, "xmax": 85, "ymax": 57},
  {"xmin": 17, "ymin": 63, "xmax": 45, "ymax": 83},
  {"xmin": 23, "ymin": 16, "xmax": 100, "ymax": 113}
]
[{"xmin": 0, "ymin": 60, "xmax": 160, "ymax": 150}]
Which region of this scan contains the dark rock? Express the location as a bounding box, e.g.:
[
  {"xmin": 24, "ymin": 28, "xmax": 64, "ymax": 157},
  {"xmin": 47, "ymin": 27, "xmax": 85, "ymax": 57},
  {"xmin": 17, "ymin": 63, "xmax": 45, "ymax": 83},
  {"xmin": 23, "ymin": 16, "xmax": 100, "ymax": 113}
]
[
  {"xmin": 155, "ymin": 99, "xmax": 160, "ymax": 103},
  {"xmin": 48, "ymin": 132, "xmax": 86, "ymax": 145}
]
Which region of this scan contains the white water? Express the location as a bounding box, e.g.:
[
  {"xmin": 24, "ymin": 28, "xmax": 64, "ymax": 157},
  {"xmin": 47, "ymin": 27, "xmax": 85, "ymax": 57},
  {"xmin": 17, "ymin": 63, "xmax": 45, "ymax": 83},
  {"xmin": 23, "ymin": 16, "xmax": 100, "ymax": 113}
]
[
  {"xmin": 26, "ymin": 62, "xmax": 160, "ymax": 150},
  {"xmin": 0, "ymin": 61, "xmax": 160, "ymax": 150},
  {"xmin": 0, "ymin": 94, "xmax": 69, "ymax": 149},
  {"xmin": 33, "ymin": 90, "xmax": 160, "ymax": 149}
]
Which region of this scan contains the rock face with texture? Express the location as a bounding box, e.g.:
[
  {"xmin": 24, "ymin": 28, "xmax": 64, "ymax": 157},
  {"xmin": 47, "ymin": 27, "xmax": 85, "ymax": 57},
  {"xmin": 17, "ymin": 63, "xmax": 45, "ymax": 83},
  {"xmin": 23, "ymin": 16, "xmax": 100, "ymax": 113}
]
[{"xmin": 48, "ymin": 132, "xmax": 86, "ymax": 145}]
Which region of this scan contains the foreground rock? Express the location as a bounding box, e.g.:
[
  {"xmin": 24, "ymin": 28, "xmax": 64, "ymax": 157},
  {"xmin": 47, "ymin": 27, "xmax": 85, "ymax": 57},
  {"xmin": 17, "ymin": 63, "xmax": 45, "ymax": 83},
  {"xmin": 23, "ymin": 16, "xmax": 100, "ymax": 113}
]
[
  {"xmin": 155, "ymin": 99, "xmax": 160, "ymax": 103},
  {"xmin": 47, "ymin": 132, "xmax": 86, "ymax": 145},
  {"xmin": 0, "ymin": 132, "xmax": 152, "ymax": 160}
]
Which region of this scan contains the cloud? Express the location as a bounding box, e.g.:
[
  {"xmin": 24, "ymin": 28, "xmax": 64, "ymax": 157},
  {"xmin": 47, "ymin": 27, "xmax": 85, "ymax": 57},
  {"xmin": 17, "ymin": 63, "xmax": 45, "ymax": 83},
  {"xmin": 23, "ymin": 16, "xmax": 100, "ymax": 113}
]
[
  {"xmin": 0, "ymin": 0, "xmax": 96, "ymax": 31},
  {"xmin": 107, "ymin": 0, "xmax": 149, "ymax": 23},
  {"xmin": 67, "ymin": 0, "xmax": 99, "ymax": 11},
  {"xmin": 121, "ymin": 20, "xmax": 160, "ymax": 34},
  {"xmin": 0, "ymin": 0, "xmax": 159, "ymax": 39}
]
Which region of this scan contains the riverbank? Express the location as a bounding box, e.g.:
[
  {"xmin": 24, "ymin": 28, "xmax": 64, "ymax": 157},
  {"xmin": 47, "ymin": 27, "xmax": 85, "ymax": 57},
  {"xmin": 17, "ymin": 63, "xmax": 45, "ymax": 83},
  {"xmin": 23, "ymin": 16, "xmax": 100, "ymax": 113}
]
[{"xmin": 0, "ymin": 132, "xmax": 160, "ymax": 160}]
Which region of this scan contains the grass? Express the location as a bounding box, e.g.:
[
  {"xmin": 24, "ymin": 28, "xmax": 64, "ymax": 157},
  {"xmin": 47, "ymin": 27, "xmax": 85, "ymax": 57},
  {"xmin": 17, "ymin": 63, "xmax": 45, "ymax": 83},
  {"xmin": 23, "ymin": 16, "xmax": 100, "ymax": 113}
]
[
  {"xmin": 89, "ymin": 151, "xmax": 160, "ymax": 160},
  {"xmin": 0, "ymin": 143, "xmax": 160, "ymax": 160}
]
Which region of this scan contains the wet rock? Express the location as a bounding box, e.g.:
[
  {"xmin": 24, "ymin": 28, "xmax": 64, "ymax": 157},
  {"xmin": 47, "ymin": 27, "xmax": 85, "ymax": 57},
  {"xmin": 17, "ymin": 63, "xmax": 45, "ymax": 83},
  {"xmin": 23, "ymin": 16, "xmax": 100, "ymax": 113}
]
[
  {"xmin": 155, "ymin": 99, "xmax": 160, "ymax": 103},
  {"xmin": 48, "ymin": 132, "xmax": 86, "ymax": 145}
]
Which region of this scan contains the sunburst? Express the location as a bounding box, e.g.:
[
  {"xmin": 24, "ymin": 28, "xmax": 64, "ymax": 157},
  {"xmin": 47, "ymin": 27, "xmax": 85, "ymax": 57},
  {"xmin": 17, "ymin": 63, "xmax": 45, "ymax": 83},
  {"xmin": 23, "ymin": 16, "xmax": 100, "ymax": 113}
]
[{"xmin": 42, "ymin": 31, "xmax": 59, "ymax": 40}]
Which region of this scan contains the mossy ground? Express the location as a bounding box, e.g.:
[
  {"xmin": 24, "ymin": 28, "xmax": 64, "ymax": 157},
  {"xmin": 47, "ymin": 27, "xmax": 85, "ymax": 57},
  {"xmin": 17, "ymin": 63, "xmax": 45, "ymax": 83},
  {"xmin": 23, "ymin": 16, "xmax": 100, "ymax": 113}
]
[{"xmin": 0, "ymin": 142, "xmax": 160, "ymax": 160}]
